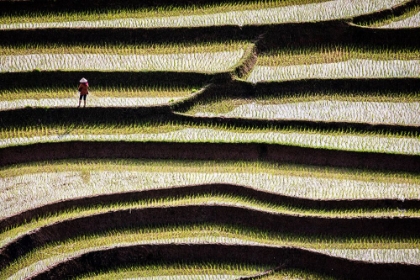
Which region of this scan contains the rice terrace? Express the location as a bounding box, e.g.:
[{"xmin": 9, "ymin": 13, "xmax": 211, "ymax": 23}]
[{"xmin": 1, "ymin": 0, "xmax": 420, "ymax": 278}]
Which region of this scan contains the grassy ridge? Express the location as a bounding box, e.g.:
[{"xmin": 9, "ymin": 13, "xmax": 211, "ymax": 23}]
[
  {"xmin": 2, "ymin": 200, "xmax": 420, "ymax": 278},
  {"xmin": 2, "ymin": 190, "xmax": 420, "ymax": 240},
  {"xmin": 77, "ymin": 262, "xmax": 265, "ymax": 280},
  {"xmin": 78, "ymin": 265, "xmax": 333, "ymax": 280},
  {"xmin": 247, "ymin": 60, "xmax": 420, "ymax": 82},
  {"xmin": 0, "ymin": 52, "xmax": 245, "ymax": 73},
  {"xmin": 3, "ymin": 159, "xmax": 417, "ymax": 183},
  {"xmin": 0, "ymin": 0, "xmax": 329, "ymax": 23},
  {"xmin": 183, "ymin": 89, "xmax": 420, "ymax": 126},
  {"xmin": 358, "ymin": 4, "xmax": 420, "ymax": 27},
  {"xmin": 0, "ymin": 86, "xmax": 194, "ymax": 100},
  {"xmin": 190, "ymin": 101, "xmax": 420, "ymax": 126},
  {"xmin": 5, "ymin": 243, "xmax": 420, "ymax": 279},
  {"xmin": 0, "ymin": 41, "xmax": 251, "ymax": 55},
  {"xmin": 0, "ymin": 0, "xmax": 406, "ymax": 28},
  {"xmin": 2, "ymin": 123, "xmax": 418, "ymax": 155},
  {"xmin": 3, "ymin": 224, "xmax": 418, "ymax": 279},
  {"xmin": 380, "ymin": 11, "xmax": 420, "ymax": 28},
  {"xmin": 256, "ymin": 45, "xmax": 420, "ymax": 67},
  {"xmin": 2, "ymin": 159, "xmax": 419, "ymax": 223},
  {"xmin": 184, "ymin": 91, "xmax": 420, "ymax": 114}
]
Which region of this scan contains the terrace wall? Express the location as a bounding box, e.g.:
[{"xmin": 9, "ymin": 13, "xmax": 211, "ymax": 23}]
[
  {"xmin": 0, "ymin": 0, "xmax": 263, "ymax": 13},
  {"xmin": 0, "ymin": 26, "xmax": 260, "ymax": 45},
  {"xmin": 352, "ymin": 0, "xmax": 420, "ymax": 24},
  {"xmin": 2, "ymin": 206, "xmax": 420, "ymax": 274},
  {"xmin": 1, "ymin": 21, "xmax": 419, "ymax": 47},
  {"xmin": 0, "ymin": 71, "xmax": 213, "ymax": 89},
  {"xmin": 2, "ymin": 184, "xmax": 420, "ymax": 233},
  {"xmin": 254, "ymin": 78, "xmax": 420, "ymax": 94},
  {"xmin": 29, "ymin": 244, "xmax": 420, "ymax": 280},
  {"xmin": 0, "ymin": 107, "xmax": 172, "ymax": 126},
  {"xmin": 1, "ymin": 142, "xmax": 419, "ymax": 172}
]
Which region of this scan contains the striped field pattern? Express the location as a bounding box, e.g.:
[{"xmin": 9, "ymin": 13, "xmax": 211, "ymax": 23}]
[{"xmin": 1, "ymin": 0, "xmax": 420, "ymax": 278}]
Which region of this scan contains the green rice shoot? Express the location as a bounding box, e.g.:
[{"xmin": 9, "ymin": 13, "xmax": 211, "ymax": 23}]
[
  {"xmin": 357, "ymin": 5, "xmax": 420, "ymax": 27},
  {"xmin": 76, "ymin": 262, "xmax": 265, "ymax": 280},
  {"xmin": 183, "ymin": 91, "xmax": 420, "ymax": 115},
  {"xmin": 256, "ymin": 45, "xmax": 420, "ymax": 67},
  {"xmin": 2, "ymin": 223, "xmax": 419, "ymax": 279},
  {"xmin": 0, "ymin": 0, "xmax": 330, "ymax": 24},
  {"xmin": 0, "ymin": 41, "xmax": 252, "ymax": 56},
  {"xmin": 78, "ymin": 266, "xmax": 335, "ymax": 280},
  {"xmin": 0, "ymin": 85, "xmax": 195, "ymax": 101}
]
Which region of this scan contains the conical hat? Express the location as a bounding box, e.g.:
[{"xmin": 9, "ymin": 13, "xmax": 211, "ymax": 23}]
[{"xmin": 79, "ymin": 78, "xmax": 88, "ymax": 83}]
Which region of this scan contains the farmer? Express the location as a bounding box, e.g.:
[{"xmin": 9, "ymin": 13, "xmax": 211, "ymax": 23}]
[{"xmin": 77, "ymin": 77, "xmax": 89, "ymax": 107}]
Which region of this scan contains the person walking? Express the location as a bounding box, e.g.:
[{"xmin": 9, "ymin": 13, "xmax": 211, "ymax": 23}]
[{"xmin": 78, "ymin": 78, "xmax": 89, "ymax": 107}]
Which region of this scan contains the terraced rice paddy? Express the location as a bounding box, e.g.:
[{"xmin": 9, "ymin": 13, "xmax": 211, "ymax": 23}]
[
  {"xmin": 0, "ymin": 97, "xmax": 185, "ymax": 109},
  {"xmin": 380, "ymin": 11, "xmax": 420, "ymax": 28},
  {"xmin": 1, "ymin": 127, "xmax": 419, "ymax": 155},
  {"xmin": 253, "ymin": 46, "xmax": 420, "ymax": 66},
  {"xmin": 0, "ymin": 87, "xmax": 194, "ymax": 108},
  {"xmin": 193, "ymin": 101, "xmax": 420, "ymax": 125},
  {"xmin": 247, "ymin": 59, "xmax": 419, "ymax": 82},
  {"xmin": 247, "ymin": 44, "xmax": 420, "ymax": 82},
  {"xmin": 0, "ymin": 0, "xmax": 407, "ymax": 29},
  {"xmin": 0, "ymin": 52, "xmax": 245, "ymax": 73},
  {"xmin": 364, "ymin": 4, "xmax": 420, "ymax": 28},
  {"xmin": 1, "ymin": 0, "xmax": 420, "ymax": 279},
  {"xmin": 2, "ymin": 160, "xmax": 420, "ymax": 219}
]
